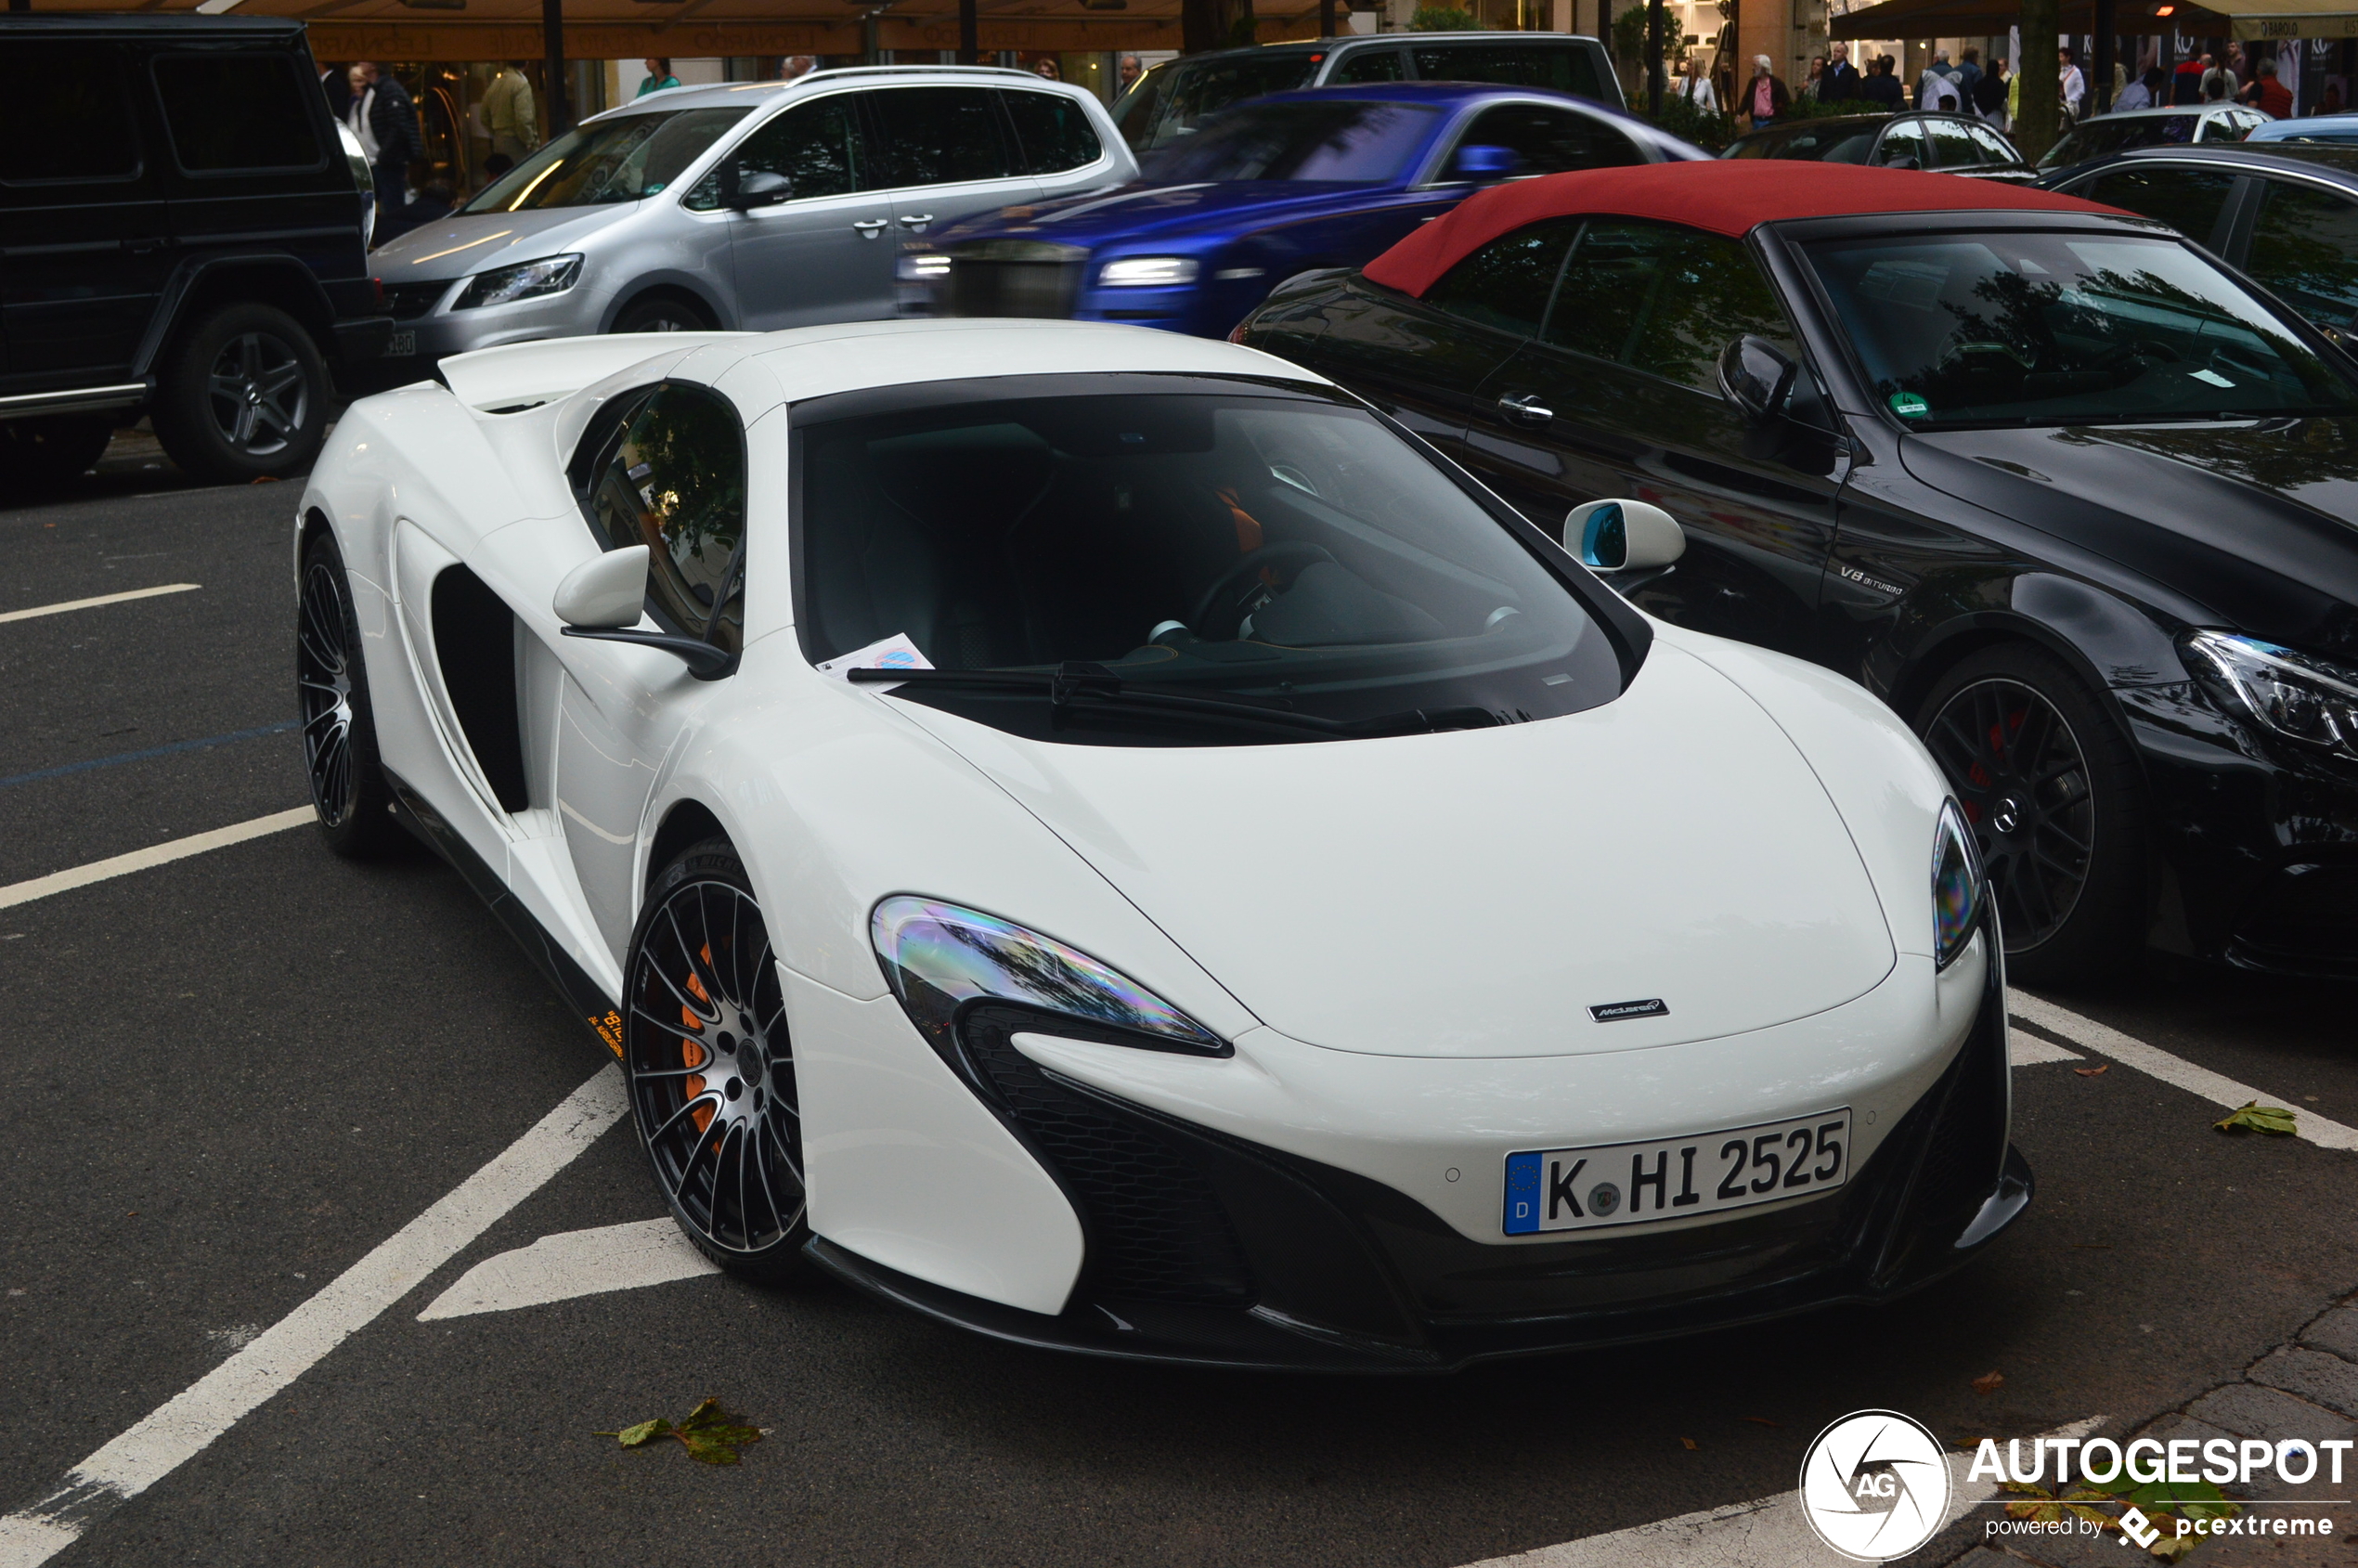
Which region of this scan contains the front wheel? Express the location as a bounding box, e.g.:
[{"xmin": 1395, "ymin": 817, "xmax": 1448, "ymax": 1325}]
[
  {"xmin": 297, "ymin": 530, "xmax": 402, "ymax": 857},
  {"xmin": 624, "ymin": 838, "xmax": 808, "ymax": 1280}
]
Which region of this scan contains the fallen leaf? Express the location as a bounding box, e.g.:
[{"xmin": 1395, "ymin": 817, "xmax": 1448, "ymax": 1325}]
[
  {"xmin": 1680, "ymin": 1437, "xmax": 1698, "ymax": 1450},
  {"xmin": 599, "ymin": 1399, "xmax": 763, "ymax": 1465},
  {"xmin": 610, "ymin": 1418, "xmax": 669, "ymax": 1447},
  {"xmin": 1742, "ymin": 1416, "xmax": 1781, "ymax": 1427},
  {"xmin": 2214, "ymin": 1101, "xmax": 2297, "ymax": 1135},
  {"xmin": 2007, "ymin": 1497, "xmax": 2065, "ymax": 1523},
  {"xmin": 2065, "ymin": 1501, "xmax": 2118, "ymax": 1529},
  {"xmin": 2148, "ymin": 1530, "xmax": 2197, "ymax": 1562},
  {"xmin": 1972, "ymin": 1370, "xmax": 2005, "ymax": 1394},
  {"xmin": 2073, "ymin": 1065, "xmax": 2110, "ymax": 1078},
  {"xmin": 2132, "ymin": 1480, "xmax": 2238, "ymax": 1523}
]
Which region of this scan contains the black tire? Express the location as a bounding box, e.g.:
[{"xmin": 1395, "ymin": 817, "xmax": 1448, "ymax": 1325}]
[
  {"xmin": 1915, "ymin": 643, "xmax": 2146, "ymax": 982},
  {"xmin": 297, "ymin": 529, "xmax": 403, "ymax": 857},
  {"xmin": 610, "ymin": 294, "xmax": 714, "ymax": 334},
  {"xmin": 624, "ymin": 838, "xmax": 807, "ymax": 1282},
  {"xmin": 152, "ymin": 303, "xmax": 330, "ymax": 484},
  {"xmin": 0, "ymin": 415, "xmax": 114, "ymax": 488}
]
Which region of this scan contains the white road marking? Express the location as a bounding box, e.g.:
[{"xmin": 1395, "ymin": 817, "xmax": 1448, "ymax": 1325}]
[
  {"xmin": 0, "ymin": 807, "xmax": 313, "ymax": 912},
  {"xmin": 0, "ymin": 1065, "xmax": 628, "ymax": 1567},
  {"xmin": 1450, "ymin": 1419, "xmax": 2101, "ymax": 1568},
  {"xmin": 2007, "ymin": 1027, "xmax": 2082, "ymax": 1068},
  {"xmin": 0, "ymin": 583, "xmax": 200, "ymax": 625},
  {"xmin": 2010, "ymin": 991, "xmax": 2358, "ymax": 1152},
  {"xmin": 417, "ymin": 1217, "xmax": 716, "ymax": 1320}
]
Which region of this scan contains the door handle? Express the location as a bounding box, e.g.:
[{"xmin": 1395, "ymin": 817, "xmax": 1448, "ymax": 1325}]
[
  {"xmin": 1496, "ymin": 393, "xmax": 1554, "ymax": 424},
  {"xmin": 897, "ymin": 213, "xmax": 935, "ymax": 229},
  {"xmin": 851, "ymin": 219, "xmax": 887, "ymax": 237},
  {"xmin": 123, "ymin": 238, "xmax": 165, "ymax": 255}
]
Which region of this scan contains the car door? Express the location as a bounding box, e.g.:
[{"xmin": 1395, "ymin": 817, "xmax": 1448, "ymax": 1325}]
[
  {"xmin": 2056, "ymin": 162, "xmax": 2240, "ymax": 253},
  {"xmin": 0, "ymin": 37, "xmax": 169, "ymax": 381},
  {"xmin": 1460, "ymin": 218, "xmax": 1847, "ymax": 657},
  {"xmin": 865, "ymin": 84, "xmax": 1040, "ymax": 246},
  {"xmin": 555, "ymin": 380, "xmax": 748, "ymax": 958},
  {"xmin": 2235, "ymin": 174, "xmax": 2358, "ymax": 342},
  {"xmin": 712, "ymin": 92, "xmax": 897, "ymax": 330}
]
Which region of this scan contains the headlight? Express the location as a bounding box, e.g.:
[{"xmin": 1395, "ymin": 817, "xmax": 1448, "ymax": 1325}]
[
  {"xmin": 452, "ymin": 253, "xmax": 582, "ymax": 310},
  {"xmin": 898, "ymin": 252, "xmax": 952, "ymax": 282},
  {"xmin": 871, "ymin": 897, "xmax": 1227, "ymax": 1056},
  {"xmin": 2182, "ymin": 628, "xmax": 2358, "ymax": 762},
  {"xmin": 1933, "ymin": 798, "xmax": 1984, "ymax": 970},
  {"xmin": 1099, "ymin": 255, "xmax": 1199, "ymax": 288}
]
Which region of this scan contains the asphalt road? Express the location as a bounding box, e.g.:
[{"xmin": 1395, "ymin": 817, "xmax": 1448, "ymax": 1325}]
[{"xmin": 2, "ymin": 447, "xmax": 2355, "ymax": 1568}]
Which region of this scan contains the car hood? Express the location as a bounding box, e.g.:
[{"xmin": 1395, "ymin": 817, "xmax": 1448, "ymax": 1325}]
[
  {"xmin": 941, "ymin": 180, "xmax": 1422, "ymax": 250},
  {"xmin": 369, "ymin": 204, "xmax": 635, "ymax": 281},
  {"xmin": 884, "ymin": 641, "xmax": 1897, "ymax": 1058},
  {"xmin": 1899, "ymin": 420, "xmax": 2358, "ymax": 658}
]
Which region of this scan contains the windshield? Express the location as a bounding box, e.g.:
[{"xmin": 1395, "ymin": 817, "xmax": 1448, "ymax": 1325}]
[
  {"xmin": 795, "ymin": 385, "xmax": 1621, "ymax": 744},
  {"xmin": 1122, "ymin": 56, "xmax": 1321, "ymax": 153},
  {"xmin": 1728, "ymin": 121, "xmax": 1881, "ymax": 162},
  {"xmin": 462, "ymin": 108, "xmax": 748, "ymax": 213},
  {"xmin": 1807, "ymin": 231, "xmax": 2358, "ymax": 429},
  {"xmin": 1136, "ymin": 100, "xmax": 1440, "ymax": 184},
  {"xmin": 2038, "ymin": 114, "xmax": 2204, "ymax": 169}
]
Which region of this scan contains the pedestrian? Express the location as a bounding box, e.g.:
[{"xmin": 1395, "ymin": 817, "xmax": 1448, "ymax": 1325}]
[
  {"xmin": 2202, "ymin": 51, "xmax": 2237, "ymax": 103},
  {"xmin": 1677, "ymin": 51, "xmax": 1719, "ymax": 112},
  {"xmin": 2244, "ymin": 57, "xmax": 2294, "ymax": 116},
  {"xmin": 348, "ymin": 63, "xmax": 424, "ymax": 242},
  {"xmin": 782, "ymin": 56, "xmax": 818, "ymax": 82},
  {"xmin": 1861, "ymin": 54, "xmax": 1904, "ymax": 109},
  {"xmin": 2058, "ymin": 45, "xmax": 2085, "ymax": 122},
  {"xmin": 1118, "ymin": 54, "xmax": 1144, "ymax": 93},
  {"xmin": 2172, "ymin": 54, "xmax": 2206, "ymax": 104},
  {"xmin": 481, "ymin": 61, "xmax": 538, "ymax": 163},
  {"xmin": 1743, "ymin": 55, "xmax": 1791, "ymax": 127},
  {"xmin": 1974, "ymin": 56, "xmax": 2010, "ymax": 128},
  {"xmin": 2113, "ymin": 64, "xmax": 2163, "ymax": 112},
  {"xmin": 1031, "ymin": 57, "xmax": 1061, "ymax": 81},
  {"xmin": 1919, "ymin": 51, "xmax": 1963, "ymax": 112},
  {"xmin": 635, "ymin": 58, "xmax": 679, "ymax": 97},
  {"xmin": 1820, "ymin": 40, "xmax": 1860, "ymax": 101},
  {"xmin": 1800, "ymin": 56, "xmax": 1826, "ymax": 101},
  {"xmin": 1957, "ymin": 45, "xmax": 1984, "ymax": 108},
  {"xmin": 2325, "ymin": 81, "xmax": 2346, "ymax": 115},
  {"xmin": 319, "ymin": 60, "xmax": 351, "ymax": 122}
]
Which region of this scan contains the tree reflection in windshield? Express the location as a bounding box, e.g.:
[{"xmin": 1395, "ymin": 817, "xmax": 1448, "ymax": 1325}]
[
  {"xmin": 1137, "ymin": 101, "xmax": 1440, "ymax": 184},
  {"xmin": 1807, "ymin": 232, "xmax": 2358, "ymax": 427},
  {"xmin": 464, "ymin": 108, "xmax": 749, "ymax": 214}
]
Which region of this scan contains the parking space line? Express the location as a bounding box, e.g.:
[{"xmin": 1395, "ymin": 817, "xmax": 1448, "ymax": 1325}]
[
  {"xmin": 417, "ymin": 1217, "xmax": 717, "ymax": 1320},
  {"xmin": 2008, "ymin": 1028, "xmax": 2083, "ymax": 1068},
  {"xmin": 0, "ymin": 1065, "xmax": 628, "ymax": 1568},
  {"xmin": 2010, "ymin": 991, "xmax": 2358, "ymax": 1152},
  {"xmin": 0, "ymin": 807, "xmax": 312, "ymax": 912},
  {"xmin": 0, "ymin": 584, "xmax": 200, "ymax": 625},
  {"xmin": 0, "ymin": 720, "xmax": 298, "ymax": 792}
]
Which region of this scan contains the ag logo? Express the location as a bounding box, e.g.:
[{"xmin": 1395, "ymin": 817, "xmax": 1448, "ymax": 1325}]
[{"xmin": 1799, "ymin": 1410, "xmax": 1953, "ymax": 1562}]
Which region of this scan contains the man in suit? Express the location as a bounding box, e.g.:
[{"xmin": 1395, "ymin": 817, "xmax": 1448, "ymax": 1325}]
[{"xmin": 1820, "ymin": 41, "xmax": 1861, "ymax": 101}]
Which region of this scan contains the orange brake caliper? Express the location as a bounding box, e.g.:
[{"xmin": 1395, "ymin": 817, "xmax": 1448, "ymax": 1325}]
[{"xmin": 682, "ymin": 945, "xmax": 715, "ymax": 1134}]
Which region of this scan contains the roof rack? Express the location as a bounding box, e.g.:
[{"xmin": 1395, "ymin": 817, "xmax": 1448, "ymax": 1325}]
[{"xmin": 797, "ymin": 65, "xmax": 1045, "ymax": 82}]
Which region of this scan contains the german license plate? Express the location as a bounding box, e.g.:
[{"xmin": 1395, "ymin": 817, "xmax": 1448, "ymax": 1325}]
[
  {"xmin": 1503, "ymin": 1108, "xmax": 1852, "ymax": 1235},
  {"xmin": 385, "ymin": 329, "xmax": 416, "ymax": 356}
]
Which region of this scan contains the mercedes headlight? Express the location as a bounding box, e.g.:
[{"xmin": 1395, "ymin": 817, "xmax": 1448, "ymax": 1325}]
[
  {"xmin": 1933, "ymin": 798, "xmax": 1984, "ymax": 970},
  {"xmin": 452, "ymin": 253, "xmax": 582, "ymax": 310},
  {"xmin": 871, "ymin": 897, "xmax": 1227, "ymax": 1056},
  {"xmin": 2183, "ymin": 629, "xmax": 2358, "ymax": 762},
  {"xmin": 1099, "ymin": 255, "xmax": 1199, "ymax": 288}
]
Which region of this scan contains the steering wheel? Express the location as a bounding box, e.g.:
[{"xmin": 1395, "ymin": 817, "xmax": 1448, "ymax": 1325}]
[{"xmin": 1188, "ymin": 541, "xmax": 1336, "ymax": 640}]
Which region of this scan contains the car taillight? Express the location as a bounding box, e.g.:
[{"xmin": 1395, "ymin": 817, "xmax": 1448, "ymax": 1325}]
[
  {"xmin": 1227, "ymin": 320, "xmax": 1250, "ymax": 344},
  {"xmin": 371, "ymin": 277, "xmax": 385, "ymax": 309}
]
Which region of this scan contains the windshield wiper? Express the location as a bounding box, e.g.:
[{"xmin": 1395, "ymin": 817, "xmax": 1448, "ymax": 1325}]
[{"xmin": 846, "ymin": 662, "xmax": 1503, "ymax": 738}]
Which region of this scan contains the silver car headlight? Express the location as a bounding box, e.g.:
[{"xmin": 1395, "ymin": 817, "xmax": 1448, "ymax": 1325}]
[
  {"xmin": 871, "ymin": 896, "xmax": 1227, "ymax": 1056},
  {"xmin": 453, "ymin": 253, "xmax": 583, "ymax": 310},
  {"xmin": 1933, "ymin": 798, "xmax": 1984, "ymax": 970},
  {"xmin": 2182, "ymin": 628, "xmax": 2358, "ymax": 762},
  {"xmin": 1099, "ymin": 255, "xmax": 1199, "ymax": 288}
]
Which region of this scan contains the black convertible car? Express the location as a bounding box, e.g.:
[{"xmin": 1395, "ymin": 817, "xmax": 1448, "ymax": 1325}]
[{"xmin": 1238, "ymin": 162, "xmax": 2358, "ymax": 981}]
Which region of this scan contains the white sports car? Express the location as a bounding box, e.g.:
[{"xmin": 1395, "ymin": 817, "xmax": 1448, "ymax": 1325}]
[{"xmin": 294, "ymin": 319, "xmax": 2024, "ymax": 1369}]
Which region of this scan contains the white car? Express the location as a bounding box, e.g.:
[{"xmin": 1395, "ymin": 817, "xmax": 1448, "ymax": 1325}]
[{"xmin": 294, "ymin": 319, "xmax": 2024, "ymax": 1369}]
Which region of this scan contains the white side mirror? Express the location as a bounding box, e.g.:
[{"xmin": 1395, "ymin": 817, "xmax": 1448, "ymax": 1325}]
[
  {"xmin": 553, "ymin": 546, "xmax": 648, "ymax": 628},
  {"xmin": 1565, "ymin": 499, "xmax": 1686, "ymax": 572}
]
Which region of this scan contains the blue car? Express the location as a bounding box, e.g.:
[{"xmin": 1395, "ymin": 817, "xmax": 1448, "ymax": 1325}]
[
  {"xmin": 2248, "ymin": 113, "xmax": 2358, "ymax": 146},
  {"xmin": 903, "ymin": 83, "xmax": 1708, "ymax": 339}
]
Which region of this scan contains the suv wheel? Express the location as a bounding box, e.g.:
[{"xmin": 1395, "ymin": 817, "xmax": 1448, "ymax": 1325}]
[
  {"xmin": 154, "ymin": 303, "xmax": 330, "ymax": 483},
  {"xmin": 0, "ymin": 415, "xmax": 114, "ymax": 487}
]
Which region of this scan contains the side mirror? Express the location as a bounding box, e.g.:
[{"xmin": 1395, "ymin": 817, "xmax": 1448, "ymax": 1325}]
[
  {"xmin": 554, "ymin": 545, "xmax": 733, "ymax": 679},
  {"xmin": 1718, "ymin": 334, "xmax": 1799, "ymax": 422},
  {"xmin": 1566, "ymin": 499, "xmax": 1685, "ymax": 572},
  {"xmin": 724, "ymin": 168, "xmax": 793, "ymax": 211},
  {"xmin": 1451, "ymin": 143, "xmax": 1521, "ymax": 182}
]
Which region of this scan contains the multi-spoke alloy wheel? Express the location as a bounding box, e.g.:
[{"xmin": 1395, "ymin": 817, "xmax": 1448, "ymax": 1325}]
[
  {"xmin": 153, "ymin": 303, "xmax": 329, "ymax": 483},
  {"xmin": 295, "ymin": 532, "xmax": 398, "ymax": 857},
  {"xmin": 1916, "ymin": 644, "xmax": 2145, "ymax": 982},
  {"xmin": 207, "ymin": 330, "xmax": 310, "ymax": 458},
  {"xmin": 626, "ymin": 842, "xmax": 807, "ymax": 1277}
]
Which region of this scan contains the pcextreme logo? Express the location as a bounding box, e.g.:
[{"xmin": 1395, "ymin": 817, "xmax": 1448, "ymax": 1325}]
[{"xmin": 1799, "ymin": 1410, "xmax": 1953, "ymax": 1562}]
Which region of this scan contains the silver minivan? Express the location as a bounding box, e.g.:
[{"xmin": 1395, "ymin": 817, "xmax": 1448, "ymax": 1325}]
[{"xmin": 368, "ymin": 65, "xmax": 1135, "ymax": 363}]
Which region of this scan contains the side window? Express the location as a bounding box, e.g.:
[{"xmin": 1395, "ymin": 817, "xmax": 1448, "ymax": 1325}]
[
  {"xmin": 1871, "ymin": 121, "xmax": 1928, "ymax": 167},
  {"xmin": 1966, "ymin": 123, "xmax": 2019, "ymax": 165},
  {"xmin": 1453, "ymin": 105, "xmax": 1639, "ymax": 177},
  {"xmin": 689, "ymin": 95, "xmax": 868, "ymax": 208},
  {"xmin": 866, "ymin": 87, "xmax": 1016, "ymax": 188},
  {"xmin": 0, "ymin": 44, "xmax": 139, "ymax": 183},
  {"xmin": 1001, "ymin": 90, "xmax": 1103, "ymax": 175},
  {"xmin": 581, "ymin": 385, "xmax": 748, "ymax": 652},
  {"xmin": 2076, "ymin": 165, "xmax": 2238, "ymax": 249},
  {"xmin": 1921, "ymin": 117, "xmax": 1985, "ymax": 171},
  {"xmin": 1543, "ymin": 221, "xmax": 1795, "ymax": 392},
  {"xmin": 1426, "ymin": 216, "xmax": 1583, "ymax": 336},
  {"xmin": 152, "ymin": 52, "xmax": 320, "ymax": 173},
  {"xmin": 1332, "ymin": 49, "xmax": 1406, "ymax": 84},
  {"xmin": 1410, "ymin": 44, "xmax": 1606, "ymax": 100},
  {"xmin": 2246, "ymin": 179, "xmax": 2358, "ymax": 330}
]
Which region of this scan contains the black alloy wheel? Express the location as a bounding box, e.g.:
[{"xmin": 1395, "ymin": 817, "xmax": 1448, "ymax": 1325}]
[
  {"xmin": 296, "ymin": 531, "xmax": 401, "ymax": 857},
  {"xmin": 625, "ymin": 839, "xmax": 807, "ymax": 1280},
  {"xmin": 153, "ymin": 303, "xmax": 330, "ymax": 484},
  {"xmin": 1917, "ymin": 644, "xmax": 2146, "ymax": 981}
]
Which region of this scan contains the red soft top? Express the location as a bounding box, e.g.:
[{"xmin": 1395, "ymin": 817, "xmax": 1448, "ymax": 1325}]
[{"xmin": 1361, "ymin": 162, "xmax": 2129, "ymax": 299}]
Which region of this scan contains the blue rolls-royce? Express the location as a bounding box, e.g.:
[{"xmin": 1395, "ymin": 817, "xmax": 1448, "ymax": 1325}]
[{"xmin": 901, "ymin": 83, "xmax": 1709, "ymax": 340}]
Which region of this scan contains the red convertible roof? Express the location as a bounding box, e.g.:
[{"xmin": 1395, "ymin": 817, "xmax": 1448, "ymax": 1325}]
[{"xmin": 1361, "ymin": 162, "xmax": 2127, "ymax": 298}]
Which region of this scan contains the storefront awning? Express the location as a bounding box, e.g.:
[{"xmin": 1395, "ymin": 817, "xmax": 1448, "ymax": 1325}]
[
  {"xmin": 2187, "ymin": 0, "xmax": 2358, "ymax": 40},
  {"xmin": 1831, "ymin": 0, "xmax": 2102, "ymax": 40},
  {"xmin": 1831, "ymin": 0, "xmax": 2358, "ymax": 39}
]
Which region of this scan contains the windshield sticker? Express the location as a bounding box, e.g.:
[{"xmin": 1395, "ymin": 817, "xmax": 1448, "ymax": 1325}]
[
  {"xmin": 2191, "ymin": 368, "xmax": 2236, "ymax": 388},
  {"xmin": 816, "ymin": 632, "xmax": 933, "ymax": 685},
  {"xmin": 1889, "ymin": 392, "xmax": 1932, "ymax": 420}
]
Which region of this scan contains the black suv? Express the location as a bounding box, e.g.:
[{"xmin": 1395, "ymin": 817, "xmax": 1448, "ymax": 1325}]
[{"xmin": 0, "ymin": 16, "xmax": 388, "ymax": 486}]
